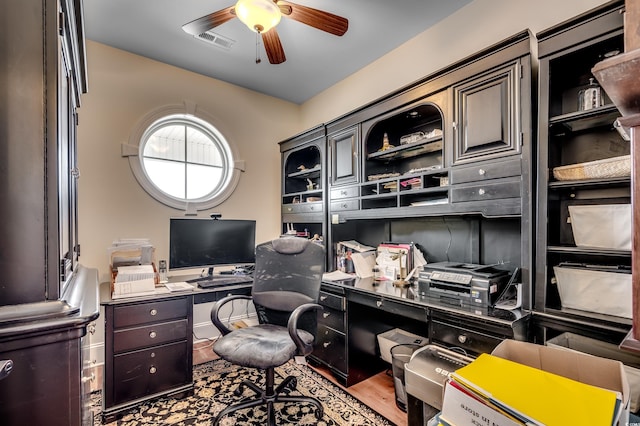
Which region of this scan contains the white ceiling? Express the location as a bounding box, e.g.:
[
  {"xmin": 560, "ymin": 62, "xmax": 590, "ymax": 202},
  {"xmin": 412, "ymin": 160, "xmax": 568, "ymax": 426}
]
[{"xmin": 83, "ymin": 0, "xmax": 472, "ymax": 104}]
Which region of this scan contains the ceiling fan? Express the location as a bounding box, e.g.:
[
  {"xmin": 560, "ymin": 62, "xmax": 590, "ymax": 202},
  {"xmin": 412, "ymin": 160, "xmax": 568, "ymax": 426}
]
[{"xmin": 182, "ymin": 0, "xmax": 348, "ymax": 64}]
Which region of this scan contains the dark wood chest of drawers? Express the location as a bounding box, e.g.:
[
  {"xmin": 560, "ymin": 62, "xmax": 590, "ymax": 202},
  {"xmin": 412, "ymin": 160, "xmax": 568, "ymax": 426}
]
[{"xmin": 102, "ymin": 294, "xmax": 194, "ymax": 422}]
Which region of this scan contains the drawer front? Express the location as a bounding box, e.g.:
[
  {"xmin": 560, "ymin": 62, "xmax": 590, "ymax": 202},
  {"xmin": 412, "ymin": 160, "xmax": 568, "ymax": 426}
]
[
  {"xmin": 319, "ymin": 291, "xmax": 346, "ymax": 311},
  {"xmin": 281, "ymin": 201, "xmax": 323, "ymax": 214},
  {"xmin": 450, "ymin": 158, "xmax": 521, "ymax": 184},
  {"xmin": 451, "ymin": 179, "xmax": 521, "ymax": 203},
  {"xmin": 114, "ymin": 297, "xmax": 189, "ymax": 328},
  {"xmin": 318, "ymin": 306, "xmax": 345, "ymax": 332},
  {"xmin": 313, "ymin": 325, "xmax": 347, "ymax": 372},
  {"xmin": 330, "ymin": 186, "xmax": 359, "ymax": 200},
  {"xmin": 112, "ymin": 340, "xmax": 190, "ymax": 405},
  {"xmin": 430, "ymin": 320, "xmax": 504, "ymax": 355},
  {"xmin": 114, "ymin": 319, "xmax": 189, "ymax": 353},
  {"xmin": 330, "ymin": 199, "xmax": 360, "ymax": 212}
]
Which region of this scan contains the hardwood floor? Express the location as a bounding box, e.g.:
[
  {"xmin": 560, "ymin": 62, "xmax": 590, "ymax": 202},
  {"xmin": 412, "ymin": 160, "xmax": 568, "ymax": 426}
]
[{"xmin": 193, "ymin": 340, "xmax": 408, "ymax": 426}]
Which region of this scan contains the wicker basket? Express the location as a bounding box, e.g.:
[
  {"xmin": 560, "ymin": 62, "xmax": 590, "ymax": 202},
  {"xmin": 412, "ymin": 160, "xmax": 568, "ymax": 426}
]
[{"xmin": 552, "ymin": 155, "xmax": 631, "ymax": 181}]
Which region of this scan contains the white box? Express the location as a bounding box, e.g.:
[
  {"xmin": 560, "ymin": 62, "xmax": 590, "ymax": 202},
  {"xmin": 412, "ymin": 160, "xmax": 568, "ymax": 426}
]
[
  {"xmin": 377, "ymin": 328, "xmax": 427, "ymax": 363},
  {"xmin": 547, "ymin": 332, "xmax": 640, "ymax": 413},
  {"xmin": 568, "ymin": 204, "xmax": 631, "ymax": 250},
  {"xmin": 553, "ymin": 265, "xmax": 632, "ymax": 318}
]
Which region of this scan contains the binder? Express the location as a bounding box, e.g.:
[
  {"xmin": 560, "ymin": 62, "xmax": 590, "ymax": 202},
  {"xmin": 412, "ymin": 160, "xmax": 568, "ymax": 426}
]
[{"xmin": 449, "ymin": 353, "xmax": 622, "ymax": 426}]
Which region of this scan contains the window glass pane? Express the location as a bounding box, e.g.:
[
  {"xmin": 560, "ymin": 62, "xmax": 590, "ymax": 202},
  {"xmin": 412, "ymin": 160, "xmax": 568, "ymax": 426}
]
[
  {"xmin": 143, "ymin": 157, "xmax": 185, "ymax": 198},
  {"xmin": 187, "ymin": 126, "xmax": 223, "ymax": 166},
  {"xmin": 144, "ymin": 124, "xmax": 185, "ymax": 161},
  {"xmin": 186, "ymin": 163, "xmax": 223, "ymax": 199}
]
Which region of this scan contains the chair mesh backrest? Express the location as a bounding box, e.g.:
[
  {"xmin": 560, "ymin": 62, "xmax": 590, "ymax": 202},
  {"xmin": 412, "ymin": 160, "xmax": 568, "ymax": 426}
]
[{"xmin": 251, "ymin": 237, "xmax": 325, "ymax": 334}]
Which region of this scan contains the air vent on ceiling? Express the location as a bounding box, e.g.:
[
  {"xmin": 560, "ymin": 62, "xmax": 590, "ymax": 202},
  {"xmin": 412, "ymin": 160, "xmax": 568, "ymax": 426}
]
[{"xmin": 195, "ymin": 31, "xmax": 236, "ymax": 50}]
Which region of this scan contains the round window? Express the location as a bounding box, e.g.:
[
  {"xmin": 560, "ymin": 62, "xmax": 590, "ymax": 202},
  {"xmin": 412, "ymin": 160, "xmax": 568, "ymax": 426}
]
[{"xmin": 126, "ymin": 106, "xmax": 241, "ymax": 211}]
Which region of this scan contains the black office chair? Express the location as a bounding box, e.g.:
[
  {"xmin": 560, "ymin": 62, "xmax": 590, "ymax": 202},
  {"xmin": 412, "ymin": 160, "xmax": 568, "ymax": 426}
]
[{"xmin": 210, "ymin": 237, "xmax": 325, "ymax": 426}]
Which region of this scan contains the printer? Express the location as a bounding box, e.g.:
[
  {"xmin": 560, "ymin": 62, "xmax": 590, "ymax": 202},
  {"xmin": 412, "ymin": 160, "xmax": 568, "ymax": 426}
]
[{"xmin": 417, "ymin": 262, "xmax": 511, "ymax": 312}]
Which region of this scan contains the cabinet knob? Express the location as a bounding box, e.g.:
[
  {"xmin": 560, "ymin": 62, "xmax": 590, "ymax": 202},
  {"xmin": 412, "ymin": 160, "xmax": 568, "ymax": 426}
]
[
  {"xmin": 87, "ymin": 323, "xmax": 96, "ymax": 335},
  {"xmin": 322, "ymin": 312, "xmax": 331, "ymax": 318},
  {"xmin": 310, "ymin": 205, "xmax": 315, "ymax": 210},
  {"xmin": 286, "ymin": 207, "xmax": 292, "ymax": 212},
  {"xmin": 478, "ymin": 168, "xmax": 486, "ymax": 176},
  {"xmin": 323, "ymin": 342, "xmax": 331, "ymax": 348},
  {"xmin": 341, "ymin": 190, "xmax": 347, "ymax": 196},
  {"xmin": 342, "ymin": 203, "xmax": 348, "ymax": 209},
  {"xmin": 376, "ymin": 300, "xmax": 383, "ymax": 307},
  {"xmin": 457, "ymin": 335, "xmax": 468, "ymax": 344},
  {"xmin": 150, "ymin": 309, "xmax": 158, "ymax": 316},
  {"xmin": 320, "ymin": 295, "xmax": 327, "ymax": 301},
  {"xmin": 149, "ymin": 331, "xmax": 157, "ymax": 339},
  {"xmin": 149, "ymin": 366, "xmax": 157, "ymax": 374},
  {"xmin": 478, "ymin": 188, "xmax": 486, "ymax": 195},
  {"xmin": 81, "ymin": 372, "xmax": 95, "ymax": 384}
]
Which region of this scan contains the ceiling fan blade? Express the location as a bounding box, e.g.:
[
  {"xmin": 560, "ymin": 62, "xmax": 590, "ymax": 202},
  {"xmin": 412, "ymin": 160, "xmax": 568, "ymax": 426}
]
[
  {"xmin": 182, "ymin": 6, "xmax": 236, "ymax": 36},
  {"xmin": 262, "ymin": 29, "xmax": 286, "ymax": 64},
  {"xmin": 277, "ymin": 1, "xmax": 348, "ymax": 36}
]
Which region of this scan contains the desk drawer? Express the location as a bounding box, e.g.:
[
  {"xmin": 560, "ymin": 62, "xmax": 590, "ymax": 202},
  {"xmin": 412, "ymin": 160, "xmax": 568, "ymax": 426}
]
[
  {"xmin": 113, "ymin": 297, "xmax": 189, "ymax": 328},
  {"xmin": 114, "ymin": 319, "xmax": 189, "ymax": 353},
  {"xmin": 319, "ymin": 291, "xmax": 346, "ymax": 311},
  {"xmin": 330, "ymin": 199, "xmax": 360, "ymax": 212},
  {"xmin": 450, "ymin": 158, "xmax": 521, "ymax": 184},
  {"xmin": 318, "ymin": 306, "xmax": 345, "ymax": 332},
  {"xmin": 431, "ymin": 320, "xmax": 503, "ymax": 355},
  {"xmin": 314, "ymin": 325, "xmax": 347, "ymax": 372},
  {"xmin": 282, "ymin": 202, "xmax": 323, "ymax": 214},
  {"xmin": 451, "ymin": 179, "xmax": 521, "ymax": 203},
  {"xmin": 112, "ymin": 340, "xmax": 190, "ymax": 405},
  {"xmin": 330, "ymin": 186, "xmax": 359, "ymax": 200}
]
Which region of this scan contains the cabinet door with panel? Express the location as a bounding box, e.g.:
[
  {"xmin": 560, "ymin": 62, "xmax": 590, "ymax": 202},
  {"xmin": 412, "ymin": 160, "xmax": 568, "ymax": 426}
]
[{"xmin": 328, "ymin": 125, "xmax": 360, "ymax": 186}]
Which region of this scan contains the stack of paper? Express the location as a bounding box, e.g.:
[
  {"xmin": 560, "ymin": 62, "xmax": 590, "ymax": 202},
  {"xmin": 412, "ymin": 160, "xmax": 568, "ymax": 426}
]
[
  {"xmin": 440, "ymin": 353, "xmax": 623, "ymax": 426},
  {"xmin": 115, "ymin": 264, "xmax": 156, "ymax": 282}
]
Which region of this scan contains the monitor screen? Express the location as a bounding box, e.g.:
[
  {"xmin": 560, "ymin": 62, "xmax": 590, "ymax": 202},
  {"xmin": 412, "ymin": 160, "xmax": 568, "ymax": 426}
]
[{"xmin": 169, "ymin": 218, "xmax": 256, "ymax": 272}]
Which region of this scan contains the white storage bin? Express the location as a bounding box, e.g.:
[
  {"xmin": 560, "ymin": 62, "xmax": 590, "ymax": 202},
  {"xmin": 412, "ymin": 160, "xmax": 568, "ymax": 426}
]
[
  {"xmin": 568, "ymin": 204, "xmax": 631, "ymax": 250},
  {"xmin": 553, "ymin": 265, "xmax": 632, "ymax": 318},
  {"xmin": 377, "ymin": 328, "xmax": 427, "ymax": 363}
]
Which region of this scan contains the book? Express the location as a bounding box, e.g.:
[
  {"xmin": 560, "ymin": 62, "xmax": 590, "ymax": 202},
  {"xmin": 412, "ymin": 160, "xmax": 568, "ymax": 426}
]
[{"xmin": 449, "ymin": 353, "xmax": 622, "ymax": 426}]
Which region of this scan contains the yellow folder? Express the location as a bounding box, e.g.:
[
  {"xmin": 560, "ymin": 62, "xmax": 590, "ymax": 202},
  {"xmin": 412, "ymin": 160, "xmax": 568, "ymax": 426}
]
[{"xmin": 450, "ymin": 353, "xmax": 620, "ymax": 426}]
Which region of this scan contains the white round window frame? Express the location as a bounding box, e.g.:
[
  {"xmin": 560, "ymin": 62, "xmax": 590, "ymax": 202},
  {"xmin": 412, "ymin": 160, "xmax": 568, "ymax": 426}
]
[{"xmin": 123, "ymin": 102, "xmax": 244, "ymax": 212}]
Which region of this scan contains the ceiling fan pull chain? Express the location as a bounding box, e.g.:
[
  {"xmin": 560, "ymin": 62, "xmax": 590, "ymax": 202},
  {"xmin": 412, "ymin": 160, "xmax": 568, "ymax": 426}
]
[{"xmin": 255, "ymin": 31, "xmax": 261, "ymax": 64}]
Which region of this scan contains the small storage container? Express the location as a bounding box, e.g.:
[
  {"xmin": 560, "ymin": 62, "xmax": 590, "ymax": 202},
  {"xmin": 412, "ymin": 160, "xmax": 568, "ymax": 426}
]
[
  {"xmin": 553, "ymin": 264, "xmax": 632, "ymax": 318},
  {"xmin": 552, "ymin": 155, "xmax": 631, "ymax": 181},
  {"xmin": 568, "ymin": 204, "xmax": 631, "ymax": 250},
  {"xmin": 377, "ymin": 328, "xmax": 427, "ymax": 363}
]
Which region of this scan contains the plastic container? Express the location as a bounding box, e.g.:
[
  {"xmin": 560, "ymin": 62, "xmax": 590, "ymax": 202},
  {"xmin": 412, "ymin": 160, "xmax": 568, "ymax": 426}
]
[{"xmin": 391, "ymin": 343, "xmax": 422, "ymax": 412}]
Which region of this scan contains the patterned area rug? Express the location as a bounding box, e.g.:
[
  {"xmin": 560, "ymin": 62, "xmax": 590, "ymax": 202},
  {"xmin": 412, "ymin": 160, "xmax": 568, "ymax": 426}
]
[{"xmin": 93, "ymin": 359, "xmax": 396, "ymax": 425}]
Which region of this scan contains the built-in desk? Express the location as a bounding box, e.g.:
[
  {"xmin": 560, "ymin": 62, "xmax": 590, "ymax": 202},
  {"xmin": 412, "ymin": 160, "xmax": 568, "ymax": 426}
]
[
  {"xmin": 314, "ymin": 277, "xmax": 530, "ymax": 387},
  {"xmin": 100, "ymin": 279, "xmax": 253, "ymax": 422}
]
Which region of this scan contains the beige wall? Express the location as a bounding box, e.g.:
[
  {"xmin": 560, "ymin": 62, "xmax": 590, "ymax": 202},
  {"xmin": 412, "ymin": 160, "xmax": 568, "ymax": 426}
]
[
  {"xmin": 78, "ymin": 42, "xmax": 300, "ymax": 282},
  {"xmin": 300, "ymin": 0, "xmax": 609, "ymax": 128}
]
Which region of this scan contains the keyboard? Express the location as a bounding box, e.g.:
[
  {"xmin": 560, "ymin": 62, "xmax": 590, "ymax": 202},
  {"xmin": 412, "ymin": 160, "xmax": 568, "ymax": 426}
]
[{"xmin": 194, "ymin": 275, "xmax": 253, "ymax": 288}]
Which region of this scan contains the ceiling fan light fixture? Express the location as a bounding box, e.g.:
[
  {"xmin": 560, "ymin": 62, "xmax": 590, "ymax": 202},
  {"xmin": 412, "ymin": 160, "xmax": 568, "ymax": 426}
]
[{"xmin": 235, "ymin": 0, "xmax": 281, "ymax": 33}]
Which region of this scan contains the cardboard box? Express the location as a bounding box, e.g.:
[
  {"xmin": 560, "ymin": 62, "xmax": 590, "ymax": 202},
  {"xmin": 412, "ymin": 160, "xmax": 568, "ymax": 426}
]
[
  {"xmin": 553, "ymin": 264, "xmax": 632, "ymax": 318},
  {"xmin": 547, "ymin": 332, "xmax": 640, "ymax": 413},
  {"xmin": 492, "ymin": 339, "xmax": 630, "ymax": 425},
  {"xmin": 377, "ymin": 328, "xmax": 427, "ymax": 363},
  {"xmin": 568, "ymin": 204, "xmax": 631, "ymax": 250}
]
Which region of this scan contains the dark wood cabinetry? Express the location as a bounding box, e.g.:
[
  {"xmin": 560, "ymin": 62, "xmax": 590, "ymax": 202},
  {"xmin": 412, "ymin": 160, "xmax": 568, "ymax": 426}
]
[
  {"xmin": 102, "ymin": 294, "xmax": 194, "ymax": 422},
  {"xmin": 328, "ymin": 126, "xmax": 360, "ymax": 187},
  {"xmin": 0, "ymin": 1, "xmax": 98, "ymax": 425}
]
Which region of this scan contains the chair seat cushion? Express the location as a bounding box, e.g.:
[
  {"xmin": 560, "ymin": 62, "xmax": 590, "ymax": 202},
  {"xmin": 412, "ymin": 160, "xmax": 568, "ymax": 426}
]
[{"xmin": 213, "ymin": 324, "xmax": 314, "ymax": 370}]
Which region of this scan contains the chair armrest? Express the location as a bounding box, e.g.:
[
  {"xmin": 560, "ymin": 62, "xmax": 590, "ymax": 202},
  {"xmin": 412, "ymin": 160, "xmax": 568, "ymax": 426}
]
[
  {"xmin": 287, "ymin": 303, "xmax": 323, "ymax": 356},
  {"xmin": 210, "ymin": 294, "xmax": 252, "ymax": 336}
]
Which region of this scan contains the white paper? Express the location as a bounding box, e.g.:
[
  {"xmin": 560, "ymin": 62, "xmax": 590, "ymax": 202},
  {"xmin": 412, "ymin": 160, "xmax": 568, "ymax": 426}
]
[
  {"xmin": 164, "ymin": 282, "xmax": 195, "ymax": 292},
  {"xmin": 323, "ymin": 270, "xmax": 356, "ymax": 281},
  {"xmin": 351, "ymin": 251, "xmax": 377, "ymax": 278},
  {"xmin": 338, "ymin": 240, "xmax": 376, "ymax": 253}
]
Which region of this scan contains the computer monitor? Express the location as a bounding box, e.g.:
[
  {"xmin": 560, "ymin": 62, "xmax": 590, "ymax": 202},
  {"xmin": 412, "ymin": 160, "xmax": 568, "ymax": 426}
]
[{"xmin": 169, "ymin": 218, "xmax": 256, "ymax": 275}]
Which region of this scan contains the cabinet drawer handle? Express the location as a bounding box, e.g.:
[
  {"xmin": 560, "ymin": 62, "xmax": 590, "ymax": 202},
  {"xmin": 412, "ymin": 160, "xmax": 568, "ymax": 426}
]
[
  {"xmin": 149, "ymin": 331, "xmax": 157, "ymax": 339},
  {"xmin": 149, "ymin": 366, "xmax": 157, "ymax": 374},
  {"xmin": 286, "ymin": 207, "xmax": 292, "ymax": 212},
  {"xmin": 458, "ymin": 335, "xmax": 468, "ymax": 344},
  {"xmin": 341, "ymin": 203, "xmax": 348, "ymax": 209},
  {"xmin": 320, "ymin": 295, "xmax": 327, "ymax": 301},
  {"xmin": 323, "ymin": 342, "xmax": 331, "ymax": 348},
  {"xmin": 478, "ymin": 188, "xmax": 486, "ymax": 195},
  {"xmin": 310, "ymin": 205, "xmax": 315, "ymax": 210},
  {"xmin": 340, "ymin": 190, "xmax": 347, "ymax": 196},
  {"xmin": 87, "ymin": 323, "xmax": 96, "ymax": 335},
  {"xmin": 322, "ymin": 312, "xmax": 331, "ymax": 318},
  {"xmin": 150, "ymin": 309, "xmax": 158, "ymax": 316},
  {"xmin": 478, "ymin": 169, "xmax": 486, "ymax": 176},
  {"xmin": 376, "ymin": 300, "xmax": 383, "ymax": 307}
]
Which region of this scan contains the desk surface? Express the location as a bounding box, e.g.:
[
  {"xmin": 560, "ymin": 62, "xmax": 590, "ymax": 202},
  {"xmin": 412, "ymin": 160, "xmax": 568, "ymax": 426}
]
[{"xmin": 321, "ymin": 277, "xmax": 528, "ymax": 326}]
